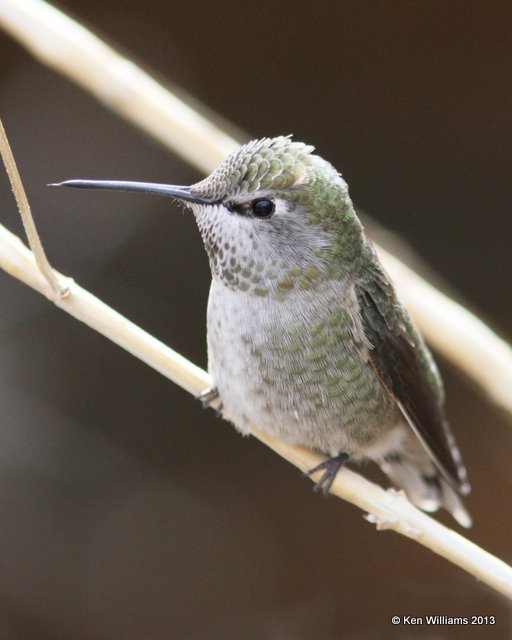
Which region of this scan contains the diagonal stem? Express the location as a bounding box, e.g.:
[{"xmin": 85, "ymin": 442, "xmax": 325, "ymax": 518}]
[{"xmin": 0, "ymin": 116, "xmax": 67, "ymax": 298}]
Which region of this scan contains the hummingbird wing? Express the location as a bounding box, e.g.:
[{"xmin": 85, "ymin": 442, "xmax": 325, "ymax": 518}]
[{"xmin": 355, "ymin": 261, "xmax": 468, "ymax": 493}]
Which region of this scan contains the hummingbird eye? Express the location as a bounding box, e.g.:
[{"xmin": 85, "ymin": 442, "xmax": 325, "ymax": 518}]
[{"xmin": 251, "ymin": 198, "xmax": 275, "ymax": 219}]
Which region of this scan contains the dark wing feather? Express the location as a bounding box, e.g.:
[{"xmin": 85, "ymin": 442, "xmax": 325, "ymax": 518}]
[{"xmin": 356, "ymin": 264, "xmax": 468, "ymax": 493}]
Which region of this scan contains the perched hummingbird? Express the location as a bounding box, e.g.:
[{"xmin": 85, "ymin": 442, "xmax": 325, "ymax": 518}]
[{"xmin": 55, "ymin": 136, "xmax": 471, "ymax": 526}]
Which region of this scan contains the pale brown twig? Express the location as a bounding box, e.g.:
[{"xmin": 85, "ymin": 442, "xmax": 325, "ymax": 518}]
[{"xmin": 0, "ymin": 116, "xmax": 66, "ymax": 297}]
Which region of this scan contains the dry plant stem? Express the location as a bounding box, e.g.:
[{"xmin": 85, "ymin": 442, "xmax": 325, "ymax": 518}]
[
  {"xmin": 1, "ymin": 0, "xmax": 512, "ymax": 416},
  {"xmin": 0, "ymin": 222, "xmax": 511, "ymax": 599},
  {"xmin": 0, "ymin": 222, "xmax": 207, "ymax": 394},
  {"xmin": 0, "ymin": 117, "xmax": 64, "ymax": 297}
]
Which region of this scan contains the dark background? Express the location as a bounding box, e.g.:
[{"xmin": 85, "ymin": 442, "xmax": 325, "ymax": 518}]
[{"xmin": 0, "ymin": 1, "xmax": 511, "ymax": 638}]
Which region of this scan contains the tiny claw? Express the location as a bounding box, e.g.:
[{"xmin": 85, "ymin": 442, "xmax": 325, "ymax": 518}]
[
  {"xmin": 306, "ymin": 452, "xmax": 350, "ymax": 495},
  {"xmin": 196, "ymin": 386, "xmax": 223, "ymax": 416}
]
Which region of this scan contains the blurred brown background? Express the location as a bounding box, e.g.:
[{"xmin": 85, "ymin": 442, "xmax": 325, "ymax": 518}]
[{"xmin": 0, "ymin": 1, "xmax": 511, "ymax": 638}]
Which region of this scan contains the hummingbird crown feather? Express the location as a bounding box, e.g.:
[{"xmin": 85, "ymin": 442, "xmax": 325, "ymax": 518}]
[{"xmin": 192, "ymin": 136, "xmax": 318, "ymax": 201}]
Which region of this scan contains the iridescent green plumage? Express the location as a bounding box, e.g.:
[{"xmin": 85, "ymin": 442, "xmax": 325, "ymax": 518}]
[{"xmin": 192, "ymin": 137, "xmax": 316, "ymax": 200}]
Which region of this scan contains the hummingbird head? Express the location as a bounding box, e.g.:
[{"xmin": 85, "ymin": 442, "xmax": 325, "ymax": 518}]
[{"xmin": 55, "ymin": 137, "xmax": 365, "ymax": 298}]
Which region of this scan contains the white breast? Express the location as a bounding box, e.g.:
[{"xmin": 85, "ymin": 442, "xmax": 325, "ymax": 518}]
[{"xmin": 204, "ymin": 275, "xmax": 388, "ymax": 455}]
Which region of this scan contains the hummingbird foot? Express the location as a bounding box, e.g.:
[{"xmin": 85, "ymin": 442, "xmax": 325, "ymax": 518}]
[
  {"xmin": 306, "ymin": 452, "xmax": 350, "ymax": 494},
  {"xmin": 196, "ymin": 386, "xmax": 223, "ymax": 416}
]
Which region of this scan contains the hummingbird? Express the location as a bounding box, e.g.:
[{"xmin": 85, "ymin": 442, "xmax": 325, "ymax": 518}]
[{"xmin": 54, "ymin": 136, "xmax": 471, "ymax": 527}]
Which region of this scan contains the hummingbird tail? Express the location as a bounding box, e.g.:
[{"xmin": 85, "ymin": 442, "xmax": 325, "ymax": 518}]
[
  {"xmin": 378, "ymin": 449, "xmax": 472, "ymax": 528},
  {"xmin": 383, "ymin": 458, "xmax": 471, "ymax": 527}
]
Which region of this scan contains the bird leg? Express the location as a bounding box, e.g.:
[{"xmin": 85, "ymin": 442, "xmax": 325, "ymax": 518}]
[
  {"xmin": 306, "ymin": 452, "xmax": 350, "ymax": 494},
  {"xmin": 196, "ymin": 386, "xmax": 223, "ymax": 416}
]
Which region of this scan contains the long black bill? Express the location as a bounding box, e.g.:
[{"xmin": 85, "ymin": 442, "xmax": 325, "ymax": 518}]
[{"xmin": 50, "ymin": 179, "xmax": 216, "ymax": 205}]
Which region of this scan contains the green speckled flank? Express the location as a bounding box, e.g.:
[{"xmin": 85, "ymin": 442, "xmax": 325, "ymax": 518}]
[
  {"xmin": 245, "ymin": 303, "xmax": 396, "ymax": 442},
  {"xmin": 298, "ymin": 264, "xmax": 319, "ymax": 289}
]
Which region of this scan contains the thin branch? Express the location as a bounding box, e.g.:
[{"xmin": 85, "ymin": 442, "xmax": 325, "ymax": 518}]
[
  {"xmin": 0, "ymin": 219, "xmax": 511, "ymax": 598},
  {"xmin": 0, "ymin": 116, "xmax": 66, "ymax": 297},
  {"xmin": 1, "ymin": 0, "xmax": 511, "ymax": 416}
]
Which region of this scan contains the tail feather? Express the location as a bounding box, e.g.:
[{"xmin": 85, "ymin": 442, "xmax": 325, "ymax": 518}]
[
  {"xmin": 364, "ymin": 425, "xmax": 471, "ymax": 527},
  {"xmin": 380, "ymin": 455, "xmax": 472, "ymax": 528}
]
